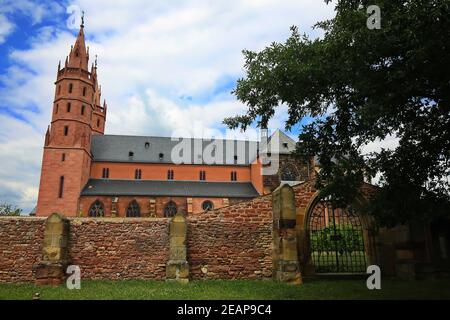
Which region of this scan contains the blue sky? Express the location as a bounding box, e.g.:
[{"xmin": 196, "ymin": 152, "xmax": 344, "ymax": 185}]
[{"xmin": 0, "ymin": 0, "xmax": 336, "ymax": 213}]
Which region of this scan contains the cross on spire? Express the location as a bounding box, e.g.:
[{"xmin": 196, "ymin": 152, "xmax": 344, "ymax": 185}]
[{"xmin": 81, "ymin": 10, "xmax": 85, "ymax": 27}]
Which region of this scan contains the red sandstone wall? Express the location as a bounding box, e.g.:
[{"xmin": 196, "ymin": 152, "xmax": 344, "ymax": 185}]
[
  {"xmin": 187, "ymin": 195, "xmax": 273, "ymax": 280},
  {"xmin": 0, "ymin": 217, "xmax": 45, "ymax": 283},
  {"xmin": 68, "ymin": 218, "xmax": 170, "ymax": 280},
  {"xmin": 90, "ymin": 162, "xmax": 252, "ymax": 182}
]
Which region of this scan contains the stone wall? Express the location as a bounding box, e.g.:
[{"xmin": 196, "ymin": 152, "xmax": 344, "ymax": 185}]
[
  {"xmin": 68, "ymin": 218, "xmax": 170, "ymax": 280},
  {"xmin": 187, "ymin": 195, "xmax": 273, "ymax": 280},
  {"xmin": 0, "ymin": 194, "xmax": 274, "ymax": 283},
  {"xmin": 0, "ymin": 217, "xmax": 45, "ymax": 282}
]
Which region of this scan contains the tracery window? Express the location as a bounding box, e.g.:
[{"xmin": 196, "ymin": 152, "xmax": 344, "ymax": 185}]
[
  {"xmin": 202, "ymin": 200, "xmax": 214, "ymax": 211},
  {"xmin": 164, "ymin": 201, "xmax": 177, "ymax": 218},
  {"xmin": 126, "ymin": 200, "xmax": 140, "ymax": 217},
  {"xmin": 89, "ymin": 200, "xmax": 104, "ymax": 217}
]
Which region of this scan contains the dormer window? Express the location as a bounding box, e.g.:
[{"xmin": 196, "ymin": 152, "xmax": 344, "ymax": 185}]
[
  {"xmin": 283, "ymin": 142, "xmax": 288, "ymax": 148},
  {"xmin": 129, "ymin": 151, "xmax": 134, "ymax": 157},
  {"xmin": 159, "ymin": 153, "xmax": 164, "ymax": 160},
  {"xmin": 234, "ymin": 155, "xmax": 238, "ymax": 161},
  {"xmin": 145, "ymin": 142, "xmax": 150, "ymax": 149}
]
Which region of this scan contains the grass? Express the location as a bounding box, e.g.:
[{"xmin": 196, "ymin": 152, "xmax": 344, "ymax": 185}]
[{"xmin": 1, "ymin": 278, "xmax": 450, "ymax": 300}]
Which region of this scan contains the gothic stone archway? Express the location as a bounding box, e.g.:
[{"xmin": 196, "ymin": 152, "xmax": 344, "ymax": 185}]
[{"xmin": 293, "ymin": 181, "xmax": 378, "ymax": 276}]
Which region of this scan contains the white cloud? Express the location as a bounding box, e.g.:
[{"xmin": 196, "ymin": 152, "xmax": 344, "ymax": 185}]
[
  {"xmin": 0, "ymin": 14, "xmax": 14, "ymax": 44},
  {"xmin": 0, "ymin": 0, "xmax": 336, "ymax": 211}
]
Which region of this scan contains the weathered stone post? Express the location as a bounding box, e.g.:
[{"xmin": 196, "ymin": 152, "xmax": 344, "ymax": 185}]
[
  {"xmin": 166, "ymin": 212, "xmax": 189, "ymax": 283},
  {"xmin": 34, "ymin": 213, "xmax": 70, "ymax": 286},
  {"xmin": 272, "ymin": 184, "xmax": 302, "ymax": 284}
]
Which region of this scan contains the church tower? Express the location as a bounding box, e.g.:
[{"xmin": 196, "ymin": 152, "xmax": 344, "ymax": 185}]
[{"xmin": 36, "ymin": 19, "xmax": 107, "ymax": 216}]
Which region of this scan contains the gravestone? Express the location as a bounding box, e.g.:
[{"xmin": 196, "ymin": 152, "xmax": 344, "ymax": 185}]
[
  {"xmin": 34, "ymin": 213, "xmax": 70, "ymax": 286},
  {"xmin": 272, "ymin": 184, "xmax": 302, "ymax": 284},
  {"xmin": 166, "ymin": 212, "xmax": 189, "ymax": 283}
]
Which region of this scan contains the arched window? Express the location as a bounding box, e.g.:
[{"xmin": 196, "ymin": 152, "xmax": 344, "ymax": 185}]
[
  {"xmin": 230, "ymin": 171, "xmax": 237, "ymax": 181},
  {"xmin": 68, "ymin": 83, "xmax": 73, "ymax": 93},
  {"xmin": 167, "ymin": 170, "xmax": 174, "ymax": 180},
  {"xmin": 135, "ymin": 169, "xmax": 142, "ymax": 180},
  {"xmin": 126, "ymin": 200, "xmax": 140, "ymax": 217},
  {"xmin": 89, "ymin": 200, "xmax": 104, "ymax": 217},
  {"xmin": 202, "ymin": 200, "xmax": 214, "ymax": 211},
  {"xmin": 102, "ymin": 168, "xmax": 109, "ymax": 179},
  {"xmin": 281, "ymin": 164, "xmax": 297, "ymax": 181},
  {"xmin": 199, "ymin": 170, "xmax": 206, "ymax": 181},
  {"xmin": 164, "ymin": 201, "xmax": 177, "ymax": 218}
]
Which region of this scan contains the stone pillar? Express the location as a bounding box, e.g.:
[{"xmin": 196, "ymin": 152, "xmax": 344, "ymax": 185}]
[
  {"xmin": 166, "ymin": 212, "xmax": 189, "ymax": 283},
  {"xmin": 272, "ymin": 184, "xmax": 302, "ymax": 284},
  {"xmin": 34, "ymin": 213, "xmax": 70, "ymax": 286}
]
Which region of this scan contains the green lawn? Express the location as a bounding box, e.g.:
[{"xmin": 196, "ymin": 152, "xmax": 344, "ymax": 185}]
[{"xmin": 1, "ymin": 278, "xmax": 449, "ymax": 300}]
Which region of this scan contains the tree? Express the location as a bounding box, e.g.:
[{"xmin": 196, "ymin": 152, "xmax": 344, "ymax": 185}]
[
  {"xmin": 0, "ymin": 202, "xmax": 22, "ymax": 216},
  {"xmin": 224, "ymin": 0, "xmax": 450, "ymax": 227}
]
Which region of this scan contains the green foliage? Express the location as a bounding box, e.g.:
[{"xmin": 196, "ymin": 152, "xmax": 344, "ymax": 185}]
[
  {"xmin": 224, "ymin": 0, "xmax": 450, "ymax": 226},
  {"xmin": 310, "ymin": 224, "xmax": 364, "ymax": 254},
  {"xmin": 0, "ymin": 202, "xmax": 22, "ymax": 216}
]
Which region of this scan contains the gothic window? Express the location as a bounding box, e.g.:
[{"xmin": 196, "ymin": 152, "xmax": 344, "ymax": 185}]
[
  {"xmin": 135, "ymin": 169, "xmax": 142, "ymax": 180},
  {"xmin": 102, "ymin": 168, "xmax": 109, "ymax": 179},
  {"xmin": 67, "ymin": 103, "xmax": 71, "ymax": 112},
  {"xmin": 89, "ymin": 200, "xmax": 104, "ymax": 217},
  {"xmin": 68, "ymin": 83, "xmax": 73, "ymax": 94},
  {"xmin": 62, "ymin": 153, "xmax": 65, "ymax": 162},
  {"xmin": 81, "ymin": 105, "xmax": 85, "ymax": 115},
  {"xmin": 126, "ymin": 200, "xmax": 140, "ymax": 217},
  {"xmin": 199, "ymin": 170, "xmax": 206, "ymax": 181},
  {"xmin": 202, "ymin": 200, "xmax": 214, "ymax": 211},
  {"xmin": 97, "ymin": 119, "xmax": 100, "ymax": 127},
  {"xmin": 64, "ymin": 126, "xmax": 69, "ymax": 136},
  {"xmin": 82, "ymin": 87, "xmax": 86, "ymax": 96},
  {"xmin": 58, "ymin": 176, "xmax": 64, "ymax": 198},
  {"xmin": 231, "ymin": 171, "xmax": 237, "ymax": 181},
  {"xmin": 167, "ymin": 170, "xmax": 174, "ymax": 180},
  {"xmin": 164, "ymin": 201, "xmax": 177, "ymax": 218},
  {"xmin": 281, "ymin": 164, "xmax": 297, "ymax": 181}
]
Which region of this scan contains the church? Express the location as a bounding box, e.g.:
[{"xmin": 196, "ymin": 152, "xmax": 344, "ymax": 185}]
[{"xmin": 35, "ymin": 22, "xmax": 314, "ymax": 218}]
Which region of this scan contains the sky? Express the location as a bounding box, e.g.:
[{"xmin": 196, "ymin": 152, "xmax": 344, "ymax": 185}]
[{"xmin": 0, "ymin": 0, "xmax": 341, "ymax": 213}]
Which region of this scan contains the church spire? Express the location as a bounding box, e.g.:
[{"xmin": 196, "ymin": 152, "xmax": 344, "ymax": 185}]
[{"xmin": 67, "ymin": 12, "xmax": 89, "ymax": 71}]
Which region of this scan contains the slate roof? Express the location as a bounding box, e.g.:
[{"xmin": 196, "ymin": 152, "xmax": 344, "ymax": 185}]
[
  {"xmin": 91, "ymin": 135, "xmax": 260, "ymax": 165},
  {"xmin": 80, "ymin": 179, "xmax": 259, "ymax": 198}
]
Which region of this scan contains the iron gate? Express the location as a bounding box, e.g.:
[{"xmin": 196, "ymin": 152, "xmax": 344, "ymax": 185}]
[{"xmin": 308, "ymin": 200, "xmax": 367, "ymax": 273}]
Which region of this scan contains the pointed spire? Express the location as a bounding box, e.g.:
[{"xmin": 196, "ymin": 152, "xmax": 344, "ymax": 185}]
[{"xmin": 67, "ymin": 17, "xmax": 89, "ymax": 71}]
